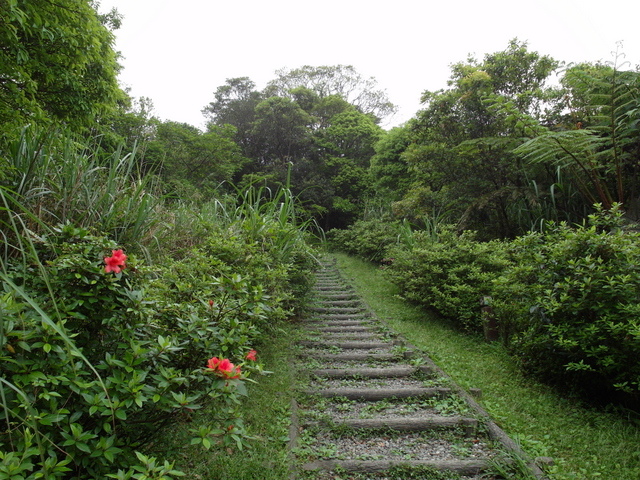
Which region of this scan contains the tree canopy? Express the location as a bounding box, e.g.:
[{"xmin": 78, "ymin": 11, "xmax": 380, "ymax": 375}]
[
  {"xmin": 0, "ymin": 0, "xmax": 123, "ymax": 136},
  {"xmin": 265, "ymin": 65, "xmax": 397, "ymax": 123}
]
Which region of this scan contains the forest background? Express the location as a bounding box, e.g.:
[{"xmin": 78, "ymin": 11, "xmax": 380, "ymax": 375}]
[{"xmin": 1, "ymin": 0, "xmax": 640, "ymax": 478}]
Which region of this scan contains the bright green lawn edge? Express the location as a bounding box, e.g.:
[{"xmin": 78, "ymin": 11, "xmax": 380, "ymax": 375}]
[{"xmin": 332, "ymin": 253, "xmax": 640, "ymax": 480}]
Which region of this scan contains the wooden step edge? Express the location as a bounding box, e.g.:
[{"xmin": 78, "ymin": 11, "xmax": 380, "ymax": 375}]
[
  {"xmin": 305, "ymin": 386, "xmax": 452, "ymax": 401},
  {"xmin": 301, "ymin": 459, "xmax": 489, "ymax": 476}
]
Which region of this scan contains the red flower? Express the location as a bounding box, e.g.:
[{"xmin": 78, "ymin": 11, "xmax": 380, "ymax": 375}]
[
  {"xmin": 207, "ymin": 357, "xmax": 221, "ymax": 370},
  {"xmin": 245, "ymin": 349, "xmax": 257, "ymax": 361},
  {"xmin": 104, "ymin": 249, "xmax": 127, "ymax": 274},
  {"xmin": 206, "ymin": 356, "xmax": 241, "ymax": 379}
]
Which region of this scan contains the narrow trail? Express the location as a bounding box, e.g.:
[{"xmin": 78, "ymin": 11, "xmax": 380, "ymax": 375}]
[{"xmin": 288, "ymin": 257, "xmax": 548, "ymax": 480}]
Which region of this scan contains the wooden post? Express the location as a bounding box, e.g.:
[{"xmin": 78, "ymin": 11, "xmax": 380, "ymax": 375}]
[{"xmin": 480, "ymin": 296, "xmax": 499, "ymax": 342}]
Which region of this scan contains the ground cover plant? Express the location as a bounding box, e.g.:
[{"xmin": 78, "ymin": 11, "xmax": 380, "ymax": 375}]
[{"xmin": 333, "ymin": 252, "xmax": 640, "ymax": 480}]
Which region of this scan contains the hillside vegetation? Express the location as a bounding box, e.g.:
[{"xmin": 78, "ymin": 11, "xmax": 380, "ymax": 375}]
[{"xmin": 1, "ymin": 2, "xmax": 639, "ymax": 478}]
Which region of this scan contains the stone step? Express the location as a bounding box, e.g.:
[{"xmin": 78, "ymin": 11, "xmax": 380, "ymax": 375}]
[
  {"xmin": 315, "ymin": 326, "xmax": 375, "ymax": 333},
  {"xmin": 306, "ymin": 316, "xmax": 371, "ymax": 323},
  {"xmin": 289, "ymin": 259, "xmax": 536, "ymax": 480},
  {"xmin": 314, "ymin": 293, "xmax": 360, "ymax": 301},
  {"xmin": 328, "ymin": 415, "xmax": 479, "ymax": 436},
  {"xmin": 307, "ymin": 386, "xmax": 452, "ymax": 401},
  {"xmin": 301, "ymin": 340, "xmax": 392, "ymax": 349},
  {"xmin": 316, "ymin": 332, "xmax": 381, "ymax": 340},
  {"xmin": 311, "ymin": 352, "xmax": 400, "ymax": 362},
  {"xmin": 310, "ymin": 306, "xmax": 366, "ymax": 314},
  {"xmin": 313, "ymin": 299, "xmax": 363, "ymax": 308}
]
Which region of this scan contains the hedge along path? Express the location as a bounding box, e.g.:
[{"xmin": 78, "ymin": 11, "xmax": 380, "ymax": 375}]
[{"xmin": 288, "ymin": 256, "xmax": 550, "ymax": 480}]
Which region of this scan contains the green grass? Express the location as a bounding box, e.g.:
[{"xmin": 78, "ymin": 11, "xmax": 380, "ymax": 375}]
[{"xmin": 332, "ymin": 252, "xmax": 640, "ymax": 480}]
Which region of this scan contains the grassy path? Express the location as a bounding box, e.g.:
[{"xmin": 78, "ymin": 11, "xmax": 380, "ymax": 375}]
[{"xmin": 333, "ymin": 253, "xmax": 640, "ymax": 480}]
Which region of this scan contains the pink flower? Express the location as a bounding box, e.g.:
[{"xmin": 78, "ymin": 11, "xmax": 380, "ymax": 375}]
[
  {"xmin": 245, "ymin": 349, "xmax": 257, "ymax": 362},
  {"xmin": 217, "ymin": 359, "xmax": 241, "ymax": 379},
  {"xmin": 104, "ymin": 249, "xmax": 127, "ymax": 273}
]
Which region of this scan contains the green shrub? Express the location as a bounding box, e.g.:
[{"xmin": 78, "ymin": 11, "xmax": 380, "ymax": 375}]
[
  {"xmin": 327, "ymin": 218, "xmax": 402, "ymax": 262},
  {"xmin": 0, "ymin": 225, "xmax": 287, "ymax": 478},
  {"xmin": 493, "ymin": 205, "xmax": 640, "ymax": 405},
  {"xmin": 385, "ymin": 226, "xmax": 510, "ymax": 331}
]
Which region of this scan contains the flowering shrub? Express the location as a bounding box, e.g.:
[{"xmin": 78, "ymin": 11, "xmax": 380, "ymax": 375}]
[
  {"xmin": 0, "ymin": 221, "xmax": 313, "ymax": 478},
  {"xmin": 104, "ymin": 249, "xmax": 127, "ymax": 273}
]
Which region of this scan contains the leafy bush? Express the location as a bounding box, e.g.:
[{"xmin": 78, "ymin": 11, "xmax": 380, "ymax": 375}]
[
  {"xmin": 0, "ymin": 218, "xmax": 315, "ymax": 478},
  {"xmin": 385, "ymin": 226, "xmax": 511, "ymax": 331},
  {"xmin": 0, "ymin": 226, "xmax": 256, "ymax": 477},
  {"xmin": 327, "ymin": 217, "xmax": 403, "ymax": 262},
  {"xmin": 493, "ymin": 205, "xmax": 640, "ymax": 404}
]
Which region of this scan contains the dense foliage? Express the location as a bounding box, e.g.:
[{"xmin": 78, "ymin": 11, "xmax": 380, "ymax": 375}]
[
  {"xmin": 202, "ymin": 66, "xmax": 389, "ymax": 228},
  {"xmin": 0, "ymin": 130, "xmax": 317, "ymax": 478},
  {"xmin": 328, "ymin": 40, "xmax": 640, "ymax": 408},
  {"xmin": 384, "ymin": 227, "xmax": 510, "ymax": 331},
  {"xmin": 493, "ymin": 205, "xmax": 640, "ymax": 405},
  {"xmin": 1, "ymin": 0, "xmax": 123, "ymax": 136},
  {"xmin": 331, "ymin": 209, "xmax": 640, "ymax": 408},
  {"xmin": 2, "ymin": 1, "xmax": 640, "ymax": 472}
]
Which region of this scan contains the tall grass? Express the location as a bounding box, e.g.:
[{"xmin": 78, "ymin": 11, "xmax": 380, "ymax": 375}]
[{"xmin": 1, "ymin": 127, "xmax": 163, "ymax": 254}]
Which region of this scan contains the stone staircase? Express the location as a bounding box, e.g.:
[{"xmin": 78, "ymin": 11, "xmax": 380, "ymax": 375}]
[{"xmin": 289, "ymin": 257, "xmax": 549, "ymax": 480}]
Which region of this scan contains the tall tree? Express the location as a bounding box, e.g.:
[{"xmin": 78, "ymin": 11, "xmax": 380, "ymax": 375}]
[
  {"xmin": 201, "ymin": 77, "xmax": 262, "ymax": 152},
  {"xmin": 265, "ymin": 65, "xmax": 397, "ymax": 122},
  {"xmin": 201, "ymin": 67, "xmax": 394, "ymax": 228},
  {"xmin": 144, "ymin": 121, "xmax": 246, "ymax": 196},
  {"xmin": 249, "ymin": 96, "xmax": 313, "ymax": 169},
  {"xmin": 403, "ymin": 40, "xmax": 561, "ymax": 237},
  {"xmin": 369, "ymin": 125, "xmax": 414, "ymax": 201},
  {"xmin": 0, "ymin": 0, "xmax": 123, "ymax": 136},
  {"xmin": 514, "ymin": 62, "xmax": 640, "ymax": 217}
]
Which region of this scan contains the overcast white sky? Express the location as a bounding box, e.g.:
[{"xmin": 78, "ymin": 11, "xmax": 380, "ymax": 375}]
[{"xmin": 98, "ymin": 0, "xmax": 639, "ymax": 130}]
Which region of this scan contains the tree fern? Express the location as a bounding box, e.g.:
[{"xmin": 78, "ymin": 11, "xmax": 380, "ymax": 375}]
[{"xmin": 514, "ymin": 60, "xmax": 640, "ymax": 211}]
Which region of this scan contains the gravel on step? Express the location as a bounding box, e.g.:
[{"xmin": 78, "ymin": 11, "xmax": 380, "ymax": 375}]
[
  {"xmin": 309, "ymin": 377, "xmax": 444, "ymax": 390},
  {"xmin": 302, "ymin": 430, "xmax": 495, "ymax": 464},
  {"xmin": 300, "ymin": 400, "xmax": 460, "ymax": 421}
]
